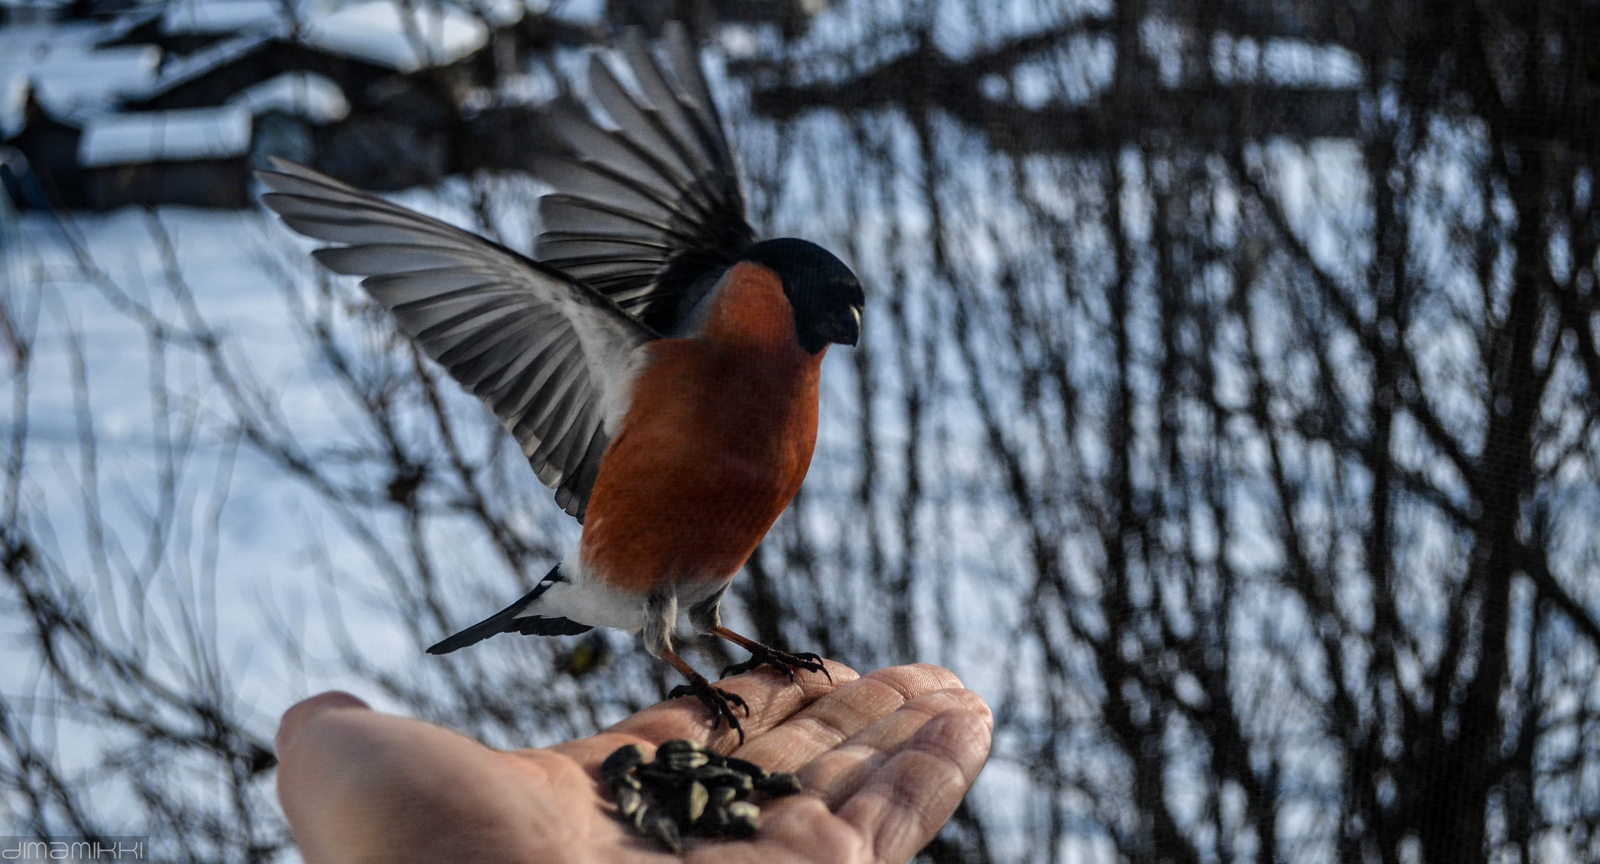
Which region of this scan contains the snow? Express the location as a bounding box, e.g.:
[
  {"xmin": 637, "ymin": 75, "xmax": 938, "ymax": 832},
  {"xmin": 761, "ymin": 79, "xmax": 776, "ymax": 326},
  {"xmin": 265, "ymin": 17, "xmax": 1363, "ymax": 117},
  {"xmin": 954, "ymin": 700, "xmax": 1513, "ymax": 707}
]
[
  {"xmin": 140, "ymin": 31, "xmax": 277, "ymax": 101},
  {"xmin": 227, "ymin": 71, "xmax": 349, "ymax": 123},
  {"xmin": 0, "ymin": 74, "xmax": 27, "ymax": 136},
  {"xmin": 300, "ymin": 0, "xmax": 490, "ymax": 73},
  {"xmin": 161, "ymin": 0, "xmax": 284, "ymax": 35},
  {"xmin": 92, "ymin": 5, "xmax": 164, "ymax": 47},
  {"xmin": 136, "ymin": 0, "xmax": 501, "ymax": 105},
  {"xmin": 78, "ymin": 104, "xmax": 252, "ymax": 166},
  {"xmin": 0, "ymin": 23, "xmax": 159, "ymax": 134},
  {"xmin": 4, "ymin": 0, "xmax": 518, "ymax": 140}
]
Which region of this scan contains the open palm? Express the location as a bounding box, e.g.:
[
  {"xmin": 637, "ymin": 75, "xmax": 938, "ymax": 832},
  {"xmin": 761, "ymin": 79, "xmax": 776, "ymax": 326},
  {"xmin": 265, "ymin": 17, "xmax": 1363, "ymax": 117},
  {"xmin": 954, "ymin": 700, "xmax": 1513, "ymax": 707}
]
[{"xmin": 275, "ymin": 662, "xmax": 991, "ymax": 863}]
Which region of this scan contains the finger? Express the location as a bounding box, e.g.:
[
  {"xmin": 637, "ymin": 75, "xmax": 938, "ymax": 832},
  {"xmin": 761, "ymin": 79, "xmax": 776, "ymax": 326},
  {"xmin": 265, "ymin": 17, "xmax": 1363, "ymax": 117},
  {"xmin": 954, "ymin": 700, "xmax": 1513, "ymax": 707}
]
[
  {"xmin": 275, "ymin": 691, "xmax": 369, "ymax": 754},
  {"xmin": 747, "ymin": 793, "xmax": 871, "ymax": 863},
  {"xmin": 279, "ymin": 696, "xmax": 595, "ymax": 863},
  {"xmin": 796, "ymin": 688, "xmax": 990, "ymax": 810},
  {"xmin": 732, "ymin": 664, "xmax": 968, "ymax": 773},
  {"xmin": 834, "ymin": 710, "xmax": 992, "ymax": 864},
  {"xmin": 551, "ymin": 659, "xmax": 860, "ymax": 767}
]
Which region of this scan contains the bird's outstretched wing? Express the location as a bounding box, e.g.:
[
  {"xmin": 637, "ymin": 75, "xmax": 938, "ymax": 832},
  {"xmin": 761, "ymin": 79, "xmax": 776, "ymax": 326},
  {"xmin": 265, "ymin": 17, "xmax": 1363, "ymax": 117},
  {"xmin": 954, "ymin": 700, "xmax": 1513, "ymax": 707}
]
[
  {"xmin": 260, "ymin": 159, "xmax": 657, "ymax": 523},
  {"xmin": 533, "ymin": 21, "xmax": 756, "ymax": 336}
]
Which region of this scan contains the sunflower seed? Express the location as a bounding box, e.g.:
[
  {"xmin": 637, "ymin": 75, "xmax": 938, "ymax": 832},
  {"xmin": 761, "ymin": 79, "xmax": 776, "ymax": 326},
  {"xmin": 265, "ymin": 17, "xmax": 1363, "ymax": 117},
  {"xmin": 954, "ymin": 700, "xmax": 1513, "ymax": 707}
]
[
  {"xmin": 634, "ymin": 763, "xmax": 684, "ymax": 790},
  {"xmin": 605, "ymin": 739, "xmax": 786, "ymax": 849},
  {"xmin": 725, "ymin": 801, "xmax": 761, "ymax": 837},
  {"xmin": 693, "ymin": 766, "xmax": 754, "ymax": 796},
  {"xmin": 709, "ymin": 785, "xmax": 739, "ymax": 809},
  {"xmin": 600, "ymin": 744, "xmax": 645, "ymax": 778},
  {"xmin": 690, "ymin": 764, "xmax": 742, "ymax": 781},
  {"xmin": 630, "ymin": 802, "xmax": 654, "ymax": 832},
  {"xmin": 717, "ymin": 755, "xmax": 769, "ymax": 780},
  {"xmin": 613, "ymin": 785, "xmax": 643, "ymax": 820},
  {"xmin": 656, "ymin": 739, "xmax": 708, "ymax": 757},
  {"xmin": 662, "ymin": 750, "xmax": 711, "ymax": 772},
  {"xmin": 642, "ymin": 810, "xmax": 682, "ymax": 853},
  {"xmin": 700, "ymin": 802, "xmax": 731, "ymax": 835},
  {"xmin": 681, "ymin": 781, "xmax": 709, "ymax": 824},
  {"xmin": 757, "ymin": 772, "xmax": 802, "ymax": 797}
]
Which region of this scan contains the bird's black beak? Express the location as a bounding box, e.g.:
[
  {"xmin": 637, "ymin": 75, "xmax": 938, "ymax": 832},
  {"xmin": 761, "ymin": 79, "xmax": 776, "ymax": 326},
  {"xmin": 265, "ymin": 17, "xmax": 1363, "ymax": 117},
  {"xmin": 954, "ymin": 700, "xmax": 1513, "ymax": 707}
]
[{"xmin": 818, "ymin": 305, "xmax": 862, "ymax": 347}]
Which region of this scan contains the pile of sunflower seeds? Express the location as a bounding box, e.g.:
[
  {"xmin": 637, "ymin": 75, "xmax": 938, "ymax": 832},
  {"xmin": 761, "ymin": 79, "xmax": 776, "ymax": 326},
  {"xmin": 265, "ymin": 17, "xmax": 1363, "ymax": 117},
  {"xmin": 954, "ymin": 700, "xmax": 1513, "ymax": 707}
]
[{"xmin": 601, "ymin": 740, "xmax": 803, "ymax": 851}]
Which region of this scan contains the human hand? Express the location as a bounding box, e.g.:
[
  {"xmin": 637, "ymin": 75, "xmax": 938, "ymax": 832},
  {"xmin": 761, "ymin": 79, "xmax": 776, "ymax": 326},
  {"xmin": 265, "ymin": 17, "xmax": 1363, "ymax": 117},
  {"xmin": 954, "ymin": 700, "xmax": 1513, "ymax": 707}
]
[{"xmin": 275, "ymin": 662, "xmax": 992, "ymax": 863}]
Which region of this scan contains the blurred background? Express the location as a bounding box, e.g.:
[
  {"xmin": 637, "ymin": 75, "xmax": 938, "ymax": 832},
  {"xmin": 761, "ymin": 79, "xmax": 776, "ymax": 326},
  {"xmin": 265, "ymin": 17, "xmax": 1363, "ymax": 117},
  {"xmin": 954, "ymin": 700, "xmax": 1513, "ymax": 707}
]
[{"xmin": 3, "ymin": 0, "xmax": 1599, "ymax": 861}]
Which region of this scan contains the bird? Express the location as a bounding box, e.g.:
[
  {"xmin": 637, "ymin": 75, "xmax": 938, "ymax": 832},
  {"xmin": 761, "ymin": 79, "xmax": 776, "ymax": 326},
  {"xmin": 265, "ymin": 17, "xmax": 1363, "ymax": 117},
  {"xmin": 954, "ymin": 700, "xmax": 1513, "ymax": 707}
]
[{"xmin": 258, "ymin": 22, "xmax": 862, "ymax": 743}]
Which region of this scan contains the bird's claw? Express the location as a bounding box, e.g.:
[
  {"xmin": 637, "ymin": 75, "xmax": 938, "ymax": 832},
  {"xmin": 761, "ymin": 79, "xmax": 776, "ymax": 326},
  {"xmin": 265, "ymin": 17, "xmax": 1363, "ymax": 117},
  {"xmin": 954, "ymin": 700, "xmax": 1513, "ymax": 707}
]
[
  {"xmin": 721, "ymin": 646, "xmax": 831, "ymax": 684},
  {"xmin": 667, "ymin": 680, "xmax": 750, "ymax": 744}
]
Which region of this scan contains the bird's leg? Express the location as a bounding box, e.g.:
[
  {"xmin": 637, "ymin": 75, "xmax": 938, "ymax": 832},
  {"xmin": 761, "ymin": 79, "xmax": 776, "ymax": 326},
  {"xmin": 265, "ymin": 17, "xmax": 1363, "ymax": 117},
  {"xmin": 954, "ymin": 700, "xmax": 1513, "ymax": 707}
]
[
  {"xmin": 711, "ymin": 627, "xmax": 831, "ymax": 684},
  {"xmin": 661, "ymin": 646, "xmax": 749, "ymax": 745}
]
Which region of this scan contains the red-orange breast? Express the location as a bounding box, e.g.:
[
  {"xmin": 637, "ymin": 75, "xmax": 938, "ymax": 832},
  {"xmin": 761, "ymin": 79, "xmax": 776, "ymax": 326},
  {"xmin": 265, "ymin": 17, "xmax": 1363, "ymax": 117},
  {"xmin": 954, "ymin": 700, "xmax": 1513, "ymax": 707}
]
[{"xmin": 580, "ymin": 261, "xmax": 825, "ymax": 593}]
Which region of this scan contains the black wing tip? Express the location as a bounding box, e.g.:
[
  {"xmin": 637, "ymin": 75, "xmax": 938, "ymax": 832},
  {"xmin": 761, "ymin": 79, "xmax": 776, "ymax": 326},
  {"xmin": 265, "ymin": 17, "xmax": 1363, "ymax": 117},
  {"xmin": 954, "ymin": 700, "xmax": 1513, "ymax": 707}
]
[
  {"xmin": 425, "ymin": 633, "xmax": 479, "ymax": 655},
  {"xmin": 426, "ymin": 620, "xmax": 500, "ymax": 654},
  {"xmin": 425, "ymin": 616, "xmax": 593, "ymax": 653}
]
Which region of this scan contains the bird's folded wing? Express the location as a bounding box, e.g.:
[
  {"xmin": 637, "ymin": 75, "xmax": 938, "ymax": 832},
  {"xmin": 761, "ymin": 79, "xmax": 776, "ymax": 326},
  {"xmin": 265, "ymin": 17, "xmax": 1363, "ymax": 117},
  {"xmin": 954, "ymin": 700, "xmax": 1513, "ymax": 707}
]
[
  {"xmin": 260, "ymin": 159, "xmax": 656, "ymax": 523},
  {"xmin": 533, "ymin": 21, "xmax": 756, "ymax": 336}
]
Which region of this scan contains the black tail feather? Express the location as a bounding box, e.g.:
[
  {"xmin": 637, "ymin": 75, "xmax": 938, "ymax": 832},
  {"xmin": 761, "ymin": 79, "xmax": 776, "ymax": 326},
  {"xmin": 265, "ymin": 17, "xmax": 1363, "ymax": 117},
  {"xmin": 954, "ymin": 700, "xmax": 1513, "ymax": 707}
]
[{"xmin": 426, "ymin": 565, "xmax": 592, "ymax": 655}]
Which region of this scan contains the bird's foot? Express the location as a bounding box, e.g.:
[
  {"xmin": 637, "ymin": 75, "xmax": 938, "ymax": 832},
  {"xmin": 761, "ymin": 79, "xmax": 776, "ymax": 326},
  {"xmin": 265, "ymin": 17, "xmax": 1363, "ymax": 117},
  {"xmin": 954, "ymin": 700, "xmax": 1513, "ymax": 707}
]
[
  {"xmin": 667, "ymin": 678, "xmax": 750, "ymax": 745},
  {"xmin": 720, "ymin": 643, "xmax": 831, "ymax": 684}
]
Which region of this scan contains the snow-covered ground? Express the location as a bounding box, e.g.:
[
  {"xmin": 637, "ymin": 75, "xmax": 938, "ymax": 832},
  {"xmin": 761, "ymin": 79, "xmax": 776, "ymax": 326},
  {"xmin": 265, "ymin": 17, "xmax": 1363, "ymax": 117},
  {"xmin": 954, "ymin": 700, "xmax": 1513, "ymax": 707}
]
[{"xmin": 1, "ymin": 181, "xmax": 560, "ymax": 848}]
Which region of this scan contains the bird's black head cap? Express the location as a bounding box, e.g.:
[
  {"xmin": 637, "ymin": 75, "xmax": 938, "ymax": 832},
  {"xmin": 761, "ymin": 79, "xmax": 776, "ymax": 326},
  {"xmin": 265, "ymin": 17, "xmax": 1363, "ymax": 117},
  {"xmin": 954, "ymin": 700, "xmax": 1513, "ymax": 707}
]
[{"xmin": 740, "ymin": 238, "xmax": 864, "ymax": 353}]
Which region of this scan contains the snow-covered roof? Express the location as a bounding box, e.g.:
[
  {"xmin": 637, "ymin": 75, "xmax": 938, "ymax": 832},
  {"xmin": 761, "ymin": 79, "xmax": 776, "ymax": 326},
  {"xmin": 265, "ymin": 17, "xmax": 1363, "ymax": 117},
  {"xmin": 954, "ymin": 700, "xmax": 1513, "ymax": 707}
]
[
  {"xmin": 472, "ymin": 0, "xmax": 528, "ymax": 28},
  {"xmin": 300, "ymin": 0, "xmax": 489, "ymax": 73},
  {"xmin": 140, "ymin": 30, "xmax": 277, "ymax": 100},
  {"xmin": 0, "ymin": 23, "xmax": 160, "ymax": 135},
  {"xmin": 93, "ymin": 5, "xmax": 164, "ymax": 47},
  {"xmin": 161, "ymin": 0, "xmax": 283, "ymax": 35},
  {"xmin": 78, "ymin": 104, "xmax": 251, "ymax": 166},
  {"xmin": 226, "ymin": 71, "xmax": 348, "ymax": 123},
  {"xmin": 5, "ymin": 0, "xmax": 517, "ymax": 141},
  {"xmin": 134, "ymin": 0, "xmax": 500, "ymax": 102}
]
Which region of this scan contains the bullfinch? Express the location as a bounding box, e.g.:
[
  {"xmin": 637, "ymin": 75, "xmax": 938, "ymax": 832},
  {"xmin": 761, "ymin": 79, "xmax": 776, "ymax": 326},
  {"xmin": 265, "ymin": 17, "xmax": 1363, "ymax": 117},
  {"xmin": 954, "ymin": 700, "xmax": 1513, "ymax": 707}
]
[{"xmin": 259, "ymin": 22, "xmax": 862, "ymax": 743}]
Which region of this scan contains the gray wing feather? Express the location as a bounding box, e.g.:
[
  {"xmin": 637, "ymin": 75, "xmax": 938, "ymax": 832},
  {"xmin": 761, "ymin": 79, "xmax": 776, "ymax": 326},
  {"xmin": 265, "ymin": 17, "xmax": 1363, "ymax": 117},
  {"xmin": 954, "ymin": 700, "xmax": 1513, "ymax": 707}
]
[
  {"xmin": 260, "ymin": 159, "xmax": 655, "ymax": 523},
  {"xmin": 530, "ymin": 156, "xmax": 679, "ymax": 223},
  {"xmin": 588, "ymin": 57, "xmax": 696, "ymax": 184},
  {"xmin": 533, "ymin": 22, "xmax": 755, "ymax": 335},
  {"xmin": 658, "ymin": 24, "xmax": 730, "ymax": 161}
]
